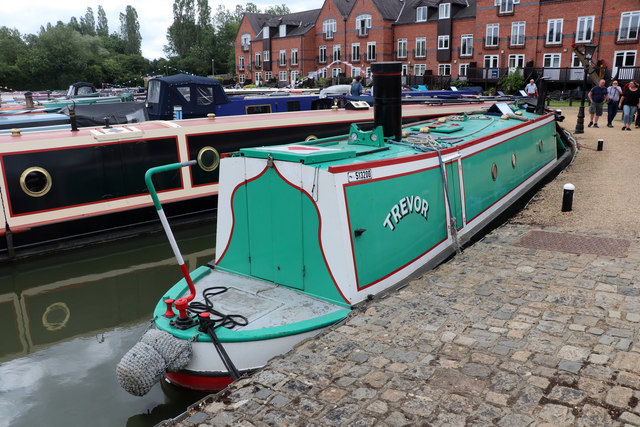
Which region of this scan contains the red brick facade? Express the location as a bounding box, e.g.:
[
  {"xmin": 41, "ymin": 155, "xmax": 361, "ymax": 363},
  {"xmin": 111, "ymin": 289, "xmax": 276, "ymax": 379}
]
[{"xmin": 235, "ymin": 0, "xmax": 640, "ymax": 85}]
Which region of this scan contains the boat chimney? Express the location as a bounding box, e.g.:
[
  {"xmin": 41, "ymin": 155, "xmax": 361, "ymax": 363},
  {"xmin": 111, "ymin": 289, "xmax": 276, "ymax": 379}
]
[
  {"xmin": 24, "ymin": 92, "xmax": 34, "ymax": 108},
  {"xmin": 69, "ymin": 105, "xmax": 79, "ymax": 132},
  {"xmin": 372, "ymin": 62, "xmax": 402, "ymax": 141}
]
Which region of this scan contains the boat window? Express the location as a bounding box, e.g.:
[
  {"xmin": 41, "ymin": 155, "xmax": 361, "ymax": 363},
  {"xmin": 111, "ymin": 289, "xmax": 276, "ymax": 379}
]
[
  {"xmin": 197, "ymin": 86, "xmax": 214, "ymax": 105},
  {"xmin": 147, "ymin": 81, "xmax": 161, "ymax": 103},
  {"xmin": 176, "ymin": 86, "xmax": 191, "ymax": 102},
  {"xmin": 246, "ymin": 105, "xmax": 272, "ymax": 114},
  {"xmin": 287, "ymin": 101, "xmax": 301, "ymax": 111},
  {"xmin": 77, "ymin": 86, "xmax": 94, "ymax": 95}
]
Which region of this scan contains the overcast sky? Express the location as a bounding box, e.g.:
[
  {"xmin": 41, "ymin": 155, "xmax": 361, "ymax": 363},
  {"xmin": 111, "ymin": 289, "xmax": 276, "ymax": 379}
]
[{"xmin": 0, "ymin": 0, "xmax": 320, "ymax": 59}]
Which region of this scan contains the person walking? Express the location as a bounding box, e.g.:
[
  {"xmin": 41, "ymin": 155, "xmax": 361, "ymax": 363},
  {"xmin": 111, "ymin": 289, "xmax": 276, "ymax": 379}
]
[
  {"xmin": 350, "ymin": 75, "xmax": 363, "ymax": 97},
  {"xmin": 587, "ymin": 79, "xmax": 608, "ymax": 128},
  {"xmin": 619, "ymin": 81, "xmax": 640, "ymax": 131},
  {"xmin": 524, "ymin": 79, "xmax": 537, "ymax": 97},
  {"xmin": 606, "ymin": 80, "xmax": 623, "ymax": 127}
]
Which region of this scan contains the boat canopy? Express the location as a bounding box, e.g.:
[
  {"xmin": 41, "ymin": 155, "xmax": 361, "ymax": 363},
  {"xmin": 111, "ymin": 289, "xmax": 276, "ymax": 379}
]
[
  {"xmin": 146, "ymin": 74, "xmax": 230, "ymax": 120},
  {"xmin": 66, "ymin": 82, "xmax": 98, "ymax": 97},
  {"xmin": 59, "ymin": 102, "xmax": 148, "ymax": 127}
]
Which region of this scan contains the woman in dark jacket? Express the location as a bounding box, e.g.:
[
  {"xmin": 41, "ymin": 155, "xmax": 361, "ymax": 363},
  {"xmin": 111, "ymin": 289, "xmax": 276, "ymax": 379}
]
[{"xmin": 619, "ymin": 81, "xmax": 640, "ymax": 131}]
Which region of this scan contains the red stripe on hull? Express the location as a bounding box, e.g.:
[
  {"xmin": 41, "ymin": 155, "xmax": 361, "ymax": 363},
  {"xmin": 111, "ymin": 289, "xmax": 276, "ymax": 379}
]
[{"xmin": 165, "ymin": 372, "xmax": 234, "ymax": 392}]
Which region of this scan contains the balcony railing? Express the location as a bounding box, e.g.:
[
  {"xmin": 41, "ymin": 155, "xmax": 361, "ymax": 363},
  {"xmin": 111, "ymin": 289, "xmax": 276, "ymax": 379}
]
[
  {"xmin": 242, "ymin": 44, "xmax": 249, "ymax": 52},
  {"xmin": 465, "ymin": 66, "xmax": 640, "ymax": 85},
  {"xmin": 358, "ymin": 28, "xmax": 369, "ymax": 37},
  {"xmin": 324, "ymin": 32, "xmax": 334, "ymax": 41}
]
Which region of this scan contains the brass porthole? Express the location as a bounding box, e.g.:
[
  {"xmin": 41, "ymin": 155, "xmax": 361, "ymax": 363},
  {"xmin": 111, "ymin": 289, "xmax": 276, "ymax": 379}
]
[
  {"xmin": 512, "ymin": 153, "xmax": 517, "ymax": 168},
  {"xmin": 20, "ymin": 167, "xmax": 52, "ymax": 197},
  {"xmin": 539, "ymin": 139, "xmax": 543, "ymax": 152},
  {"xmin": 305, "ymin": 135, "xmax": 318, "ymax": 141},
  {"xmin": 197, "ymin": 146, "xmax": 220, "ymax": 172},
  {"xmin": 491, "ymin": 162, "xmax": 498, "ymax": 181}
]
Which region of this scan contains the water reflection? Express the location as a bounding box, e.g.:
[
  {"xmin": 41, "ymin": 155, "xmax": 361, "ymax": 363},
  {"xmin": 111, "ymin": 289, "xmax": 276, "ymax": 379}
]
[{"xmin": 0, "ymin": 222, "xmax": 215, "ymax": 427}]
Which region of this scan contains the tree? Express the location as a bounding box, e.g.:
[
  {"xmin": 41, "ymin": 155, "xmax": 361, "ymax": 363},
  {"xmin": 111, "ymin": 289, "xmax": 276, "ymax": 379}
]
[
  {"xmin": 165, "ymin": 0, "xmax": 197, "ymax": 58},
  {"xmin": 97, "ymin": 6, "xmax": 109, "ymax": 37},
  {"xmin": 119, "ymin": 5, "xmax": 141, "ymax": 55},
  {"xmin": 264, "ymin": 4, "xmax": 290, "ymax": 15},
  {"xmin": 80, "ymin": 7, "xmax": 96, "ymax": 36}
]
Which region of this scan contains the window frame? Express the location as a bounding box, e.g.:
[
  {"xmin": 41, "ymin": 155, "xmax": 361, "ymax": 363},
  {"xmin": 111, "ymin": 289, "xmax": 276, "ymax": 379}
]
[
  {"xmin": 323, "ymin": 18, "xmax": 337, "ymax": 39},
  {"xmin": 357, "ymin": 14, "xmax": 372, "ymax": 36},
  {"xmin": 416, "ymin": 37, "xmax": 426, "ymax": 57},
  {"xmin": 543, "ymin": 52, "xmax": 562, "ymax": 68},
  {"xmin": 291, "ymin": 49, "xmax": 298, "ymax": 66},
  {"xmin": 397, "ymin": 38, "xmax": 407, "ymax": 58},
  {"xmin": 262, "ymin": 26, "xmax": 269, "ymax": 39},
  {"xmin": 439, "ymin": 3, "xmax": 450, "ymax": 19},
  {"xmin": 333, "ymin": 44, "xmax": 341, "ymax": 61},
  {"xmin": 546, "ymin": 19, "xmax": 563, "ymax": 45},
  {"xmin": 417, "ymin": 6, "xmax": 427, "ymax": 22},
  {"xmin": 576, "ymin": 16, "xmax": 595, "ymax": 43},
  {"xmin": 438, "ymin": 35, "xmax": 450, "ymax": 50},
  {"xmin": 319, "ymin": 45, "xmax": 327, "ymax": 63},
  {"xmin": 367, "ymin": 41, "xmax": 376, "ymax": 61},
  {"xmin": 255, "ymin": 51, "xmax": 262, "ymax": 68},
  {"xmin": 279, "ymin": 50, "xmax": 286, "ymax": 66},
  {"xmin": 486, "ymin": 24, "xmax": 499, "ymax": 47},
  {"xmin": 619, "ymin": 11, "xmax": 640, "ymax": 41},
  {"xmin": 461, "ymin": 34, "xmax": 473, "ymax": 56},
  {"xmin": 511, "ymin": 21, "xmax": 525, "ymax": 46},
  {"xmin": 352, "ymin": 43, "xmax": 361, "ymax": 61},
  {"xmin": 414, "ymin": 64, "xmax": 426, "ymax": 76},
  {"xmin": 438, "ymin": 64, "xmax": 451, "ymax": 75},
  {"xmin": 279, "ymin": 24, "xmax": 286, "ymax": 38}
]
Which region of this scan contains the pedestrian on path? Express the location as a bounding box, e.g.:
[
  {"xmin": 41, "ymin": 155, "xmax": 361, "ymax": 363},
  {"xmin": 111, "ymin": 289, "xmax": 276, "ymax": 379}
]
[
  {"xmin": 606, "ymin": 80, "xmax": 623, "ymax": 127},
  {"xmin": 524, "ymin": 79, "xmax": 537, "ymax": 97},
  {"xmin": 619, "ymin": 81, "xmax": 640, "ymax": 131},
  {"xmin": 588, "ymin": 79, "xmax": 608, "ymax": 128}
]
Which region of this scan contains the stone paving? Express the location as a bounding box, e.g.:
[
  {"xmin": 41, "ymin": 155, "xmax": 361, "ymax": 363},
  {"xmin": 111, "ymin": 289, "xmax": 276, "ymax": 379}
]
[{"xmin": 168, "ymin": 223, "xmax": 640, "ymax": 426}]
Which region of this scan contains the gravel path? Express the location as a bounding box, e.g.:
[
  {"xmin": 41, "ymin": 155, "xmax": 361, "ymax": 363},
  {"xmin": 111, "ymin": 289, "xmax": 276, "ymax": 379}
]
[{"xmin": 511, "ymin": 106, "xmax": 640, "ymax": 238}]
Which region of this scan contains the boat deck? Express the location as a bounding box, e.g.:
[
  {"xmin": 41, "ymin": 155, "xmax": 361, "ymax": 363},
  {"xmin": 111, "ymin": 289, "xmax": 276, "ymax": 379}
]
[{"xmin": 176, "ymin": 268, "xmax": 346, "ymax": 331}]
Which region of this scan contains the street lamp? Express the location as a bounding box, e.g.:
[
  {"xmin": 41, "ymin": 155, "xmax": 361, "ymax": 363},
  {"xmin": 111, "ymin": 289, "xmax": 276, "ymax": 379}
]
[{"xmin": 574, "ymin": 43, "xmax": 598, "ymax": 134}]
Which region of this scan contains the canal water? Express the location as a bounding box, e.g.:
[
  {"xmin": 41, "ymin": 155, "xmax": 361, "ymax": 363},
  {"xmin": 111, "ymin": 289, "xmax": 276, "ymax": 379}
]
[{"xmin": 0, "ymin": 222, "xmax": 216, "ymax": 427}]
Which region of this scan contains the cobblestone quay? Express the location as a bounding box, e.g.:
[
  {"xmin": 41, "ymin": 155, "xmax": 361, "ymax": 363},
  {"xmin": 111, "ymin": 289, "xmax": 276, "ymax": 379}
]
[{"xmin": 167, "ymin": 221, "xmax": 640, "ymax": 426}]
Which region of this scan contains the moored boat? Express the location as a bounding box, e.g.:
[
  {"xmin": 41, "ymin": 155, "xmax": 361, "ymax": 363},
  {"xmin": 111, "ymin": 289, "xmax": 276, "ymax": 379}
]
[
  {"xmin": 0, "ymin": 99, "xmax": 491, "ymax": 260},
  {"xmin": 117, "ymin": 62, "xmax": 574, "ymax": 394}
]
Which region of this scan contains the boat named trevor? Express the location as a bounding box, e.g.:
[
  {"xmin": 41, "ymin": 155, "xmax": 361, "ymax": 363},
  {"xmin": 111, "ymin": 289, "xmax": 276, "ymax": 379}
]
[{"xmin": 116, "ymin": 62, "xmax": 574, "ymax": 395}]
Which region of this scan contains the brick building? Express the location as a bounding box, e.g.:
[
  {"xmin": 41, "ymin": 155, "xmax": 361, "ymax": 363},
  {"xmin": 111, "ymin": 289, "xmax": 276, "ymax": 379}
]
[{"xmin": 235, "ymin": 0, "xmax": 640, "ymax": 88}]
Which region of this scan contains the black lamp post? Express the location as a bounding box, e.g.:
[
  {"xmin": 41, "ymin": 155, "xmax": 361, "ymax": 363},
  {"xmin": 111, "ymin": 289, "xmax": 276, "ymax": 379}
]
[{"xmin": 574, "ymin": 43, "xmax": 598, "ymax": 134}]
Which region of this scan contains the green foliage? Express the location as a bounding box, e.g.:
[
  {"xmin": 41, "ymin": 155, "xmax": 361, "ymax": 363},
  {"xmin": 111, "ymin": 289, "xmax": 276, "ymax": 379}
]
[
  {"xmin": 449, "ymin": 78, "xmax": 469, "ymax": 88},
  {"xmin": 498, "ymin": 69, "xmax": 525, "ymax": 95}
]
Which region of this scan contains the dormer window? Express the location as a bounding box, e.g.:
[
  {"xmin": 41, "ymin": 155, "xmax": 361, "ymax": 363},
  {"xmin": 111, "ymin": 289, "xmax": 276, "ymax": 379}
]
[
  {"xmin": 439, "ymin": 3, "xmax": 450, "ymax": 20},
  {"xmin": 279, "ymin": 24, "xmax": 286, "ymax": 37},
  {"xmin": 495, "ymin": 0, "xmax": 519, "ymax": 14},
  {"xmin": 323, "ymin": 18, "xmax": 337, "ymax": 39},
  {"xmin": 263, "ymin": 26, "xmax": 269, "ymax": 39},
  {"xmin": 417, "ymin": 6, "xmax": 427, "ymax": 22},
  {"xmin": 356, "ymin": 14, "xmax": 371, "ymax": 36}
]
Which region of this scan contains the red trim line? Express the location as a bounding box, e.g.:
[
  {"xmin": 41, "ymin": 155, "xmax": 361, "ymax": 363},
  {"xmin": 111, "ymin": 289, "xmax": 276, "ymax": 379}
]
[{"xmin": 165, "ymin": 372, "xmax": 233, "ymax": 392}]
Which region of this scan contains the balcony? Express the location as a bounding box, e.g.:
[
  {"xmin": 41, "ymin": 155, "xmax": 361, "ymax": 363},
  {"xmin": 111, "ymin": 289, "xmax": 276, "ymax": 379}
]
[
  {"xmin": 358, "ymin": 29, "xmax": 369, "ymax": 38},
  {"xmin": 242, "ymin": 44, "xmax": 249, "ymax": 52},
  {"xmin": 324, "ymin": 32, "xmax": 334, "ymax": 41},
  {"xmin": 237, "ymin": 65, "xmax": 245, "ymax": 71},
  {"xmin": 615, "ymin": 29, "xmax": 639, "ymax": 45}
]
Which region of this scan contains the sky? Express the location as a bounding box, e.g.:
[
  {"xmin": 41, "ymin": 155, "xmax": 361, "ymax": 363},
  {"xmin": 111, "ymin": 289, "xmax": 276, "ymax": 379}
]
[{"xmin": 0, "ymin": 0, "xmax": 319, "ymax": 60}]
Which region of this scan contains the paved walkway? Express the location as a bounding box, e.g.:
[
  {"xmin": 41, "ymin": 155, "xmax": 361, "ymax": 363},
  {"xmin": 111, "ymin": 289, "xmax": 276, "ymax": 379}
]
[{"xmin": 166, "ymin": 107, "xmax": 640, "ymax": 427}]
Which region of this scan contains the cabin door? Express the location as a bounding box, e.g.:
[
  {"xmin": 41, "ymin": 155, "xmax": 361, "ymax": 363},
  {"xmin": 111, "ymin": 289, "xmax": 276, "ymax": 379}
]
[{"xmin": 246, "ymin": 167, "xmax": 304, "ymax": 290}]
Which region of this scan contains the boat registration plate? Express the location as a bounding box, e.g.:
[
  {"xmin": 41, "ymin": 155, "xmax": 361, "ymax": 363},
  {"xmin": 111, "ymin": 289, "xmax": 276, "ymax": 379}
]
[{"xmin": 348, "ymin": 169, "xmax": 373, "ymax": 182}]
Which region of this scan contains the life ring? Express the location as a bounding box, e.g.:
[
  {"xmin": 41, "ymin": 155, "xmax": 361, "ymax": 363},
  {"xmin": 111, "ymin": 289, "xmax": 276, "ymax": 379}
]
[
  {"xmin": 305, "ymin": 135, "xmax": 318, "ymax": 141},
  {"xmin": 197, "ymin": 146, "xmax": 220, "ymax": 172},
  {"xmin": 42, "ymin": 302, "xmax": 70, "ymax": 331},
  {"xmin": 20, "ymin": 167, "xmax": 52, "ymax": 197}
]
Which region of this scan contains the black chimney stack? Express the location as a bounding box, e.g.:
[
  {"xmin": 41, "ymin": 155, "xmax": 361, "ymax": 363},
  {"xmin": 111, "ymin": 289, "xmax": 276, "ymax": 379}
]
[{"xmin": 372, "ymin": 62, "xmax": 402, "ymax": 141}]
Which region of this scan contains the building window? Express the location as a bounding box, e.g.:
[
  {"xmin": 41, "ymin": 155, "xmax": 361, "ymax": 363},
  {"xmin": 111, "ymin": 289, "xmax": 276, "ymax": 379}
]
[
  {"xmin": 508, "ymin": 54, "xmax": 524, "ymax": 69},
  {"xmin": 319, "ymin": 46, "xmax": 327, "ymax": 63},
  {"xmin": 279, "ymin": 50, "xmax": 286, "ymax": 66},
  {"xmin": 547, "ymin": 19, "xmax": 563, "ymax": 44},
  {"xmin": 416, "ymin": 37, "xmax": 426, "ymax": 57},
  {"xmin": 323, "ymin": 18, "xmax": 337, "ymax": 39},
  {"xmin": 543, "ymin": 53, "xmax": 561, "ymax": 67},
  {"xmin": 496, "ymin": 0, "xmax": 518, "ymax": 14},
  {"xmin": 486, "ymin": 24, "xmax": 499, "ymax": 47},
  {"xmin": 279, "ymin": 71, "xmax": 287, "ymax": 81},
  {"xmin": 262, "ymin": 26, "xmax": 269, "ymax": 39},
  {"xmin": 351, "ymin": 67, "xmax": 361, "ymax": 77},
  {"xmin": 291, "ymin": 71, "xmax": 298, "ymax": 82},
  {"xmin": 619, "ymin": 11, "xmax": 640, "ymax": 41},
  {"xmin": 239, "ymin": 74, "xmax": 245, "ymax": 84},
  {"xmin": 333, "ymin": 45, "xmax": 341, "ymax": 61},
  {"xmin": 265, "ymin": 71, "xmax": 272, "ymax": 81},
  {"xmin": 241, "ymin": 33, "xmax": 250, "ymax": 50},
  {"xmin": 318, "ymin": 68, "xmax": 327, "ymax": 78},
  {"xmin": 263, "ymin": 50, "xmax": 270, "ymax": 62},
  {"xmin": 367, "ymin": 42, "xmax": 376, "ymax": 61},
  {"xmin": 461, "ymin": 34, "xmax": 473, "ymax": 56},
  {"xmin": 357, "ymin": 14, "xmax": 372, "ymax": 36},
  {"xmin": 279, "ymin": 24, "xmax": 286, "ymax": 37},
  {"xmin": 439, "ymin": 3, "xmax": 450, "ymax": 19},
  {"xmin": 571, "ymin": 53, "xmax": 582, "ymax": 68},
  {"xmin": 397, "ymin": 38, "xmax": 407, "ymax": 58},
  {"xmin": 414, "ymin": 64, "xmax": 426, "ymax": 76},
  {"xmin": 332, "ymin": 68, "xmax": 341, "ymax": 77},
  {"xmin": 614, "ymin": 50, "xmax": 637, "ymax": 79},
  {"xmin": 401, "ymin": 64, "xmax": 408, "ymax": 76},
  {"xmin": 438, "ymin": 64, "xmax": 451, "ymax": 75},
  {"xmin": 352, "ymin": 43, "xmax": 360, "ymax": 61},
  {"xmin": 576, "ymin": 16, "xmax": 594, "ymax": 43},
  {"xmin": 255, "ymin": 52, "xmax": 261, "ymax": 68},
  {"xmin": 255, "ymin": 72, "xmax": 262, "ymax": 83},
  {"xmin": 291, "ymin": 49, "xmax": 298, "ymax": 66},
  {"xmin": 484, "ymin": 55, "xmax": 499, "ymax": 68},
  {"xmin": 238, "ymin": 56, "xmax": 244, "ymax": 70},
  {"xmin": 438, "ymin": 35, "xmax": 450, "ymax": 50},
  {"xmin": 417, "ymin": 6, "xmax": 427, "ymax": 22},
  {"xmin": 511, "ymin": 21, "xmax": 525, "ymax": 46},
  {"xmin": 459, "ymin": 63, "xmax": 469, "ymax": 78}
]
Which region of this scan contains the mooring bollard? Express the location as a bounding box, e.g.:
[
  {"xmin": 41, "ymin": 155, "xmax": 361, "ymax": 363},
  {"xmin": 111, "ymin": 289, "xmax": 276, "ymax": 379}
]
[
  {"xmin": 562, "ymin": 183, "xmax": 575, "ymax": 212},
  {"xmin": 597, "ymin": 139, "xmax": 603, "ymax": 151}
]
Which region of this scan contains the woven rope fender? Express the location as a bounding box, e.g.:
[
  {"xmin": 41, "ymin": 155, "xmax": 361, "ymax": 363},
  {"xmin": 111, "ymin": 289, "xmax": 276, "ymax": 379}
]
[{"xmin": 116, "ymin": 329, "xmax": 193, "ymax": 396}]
